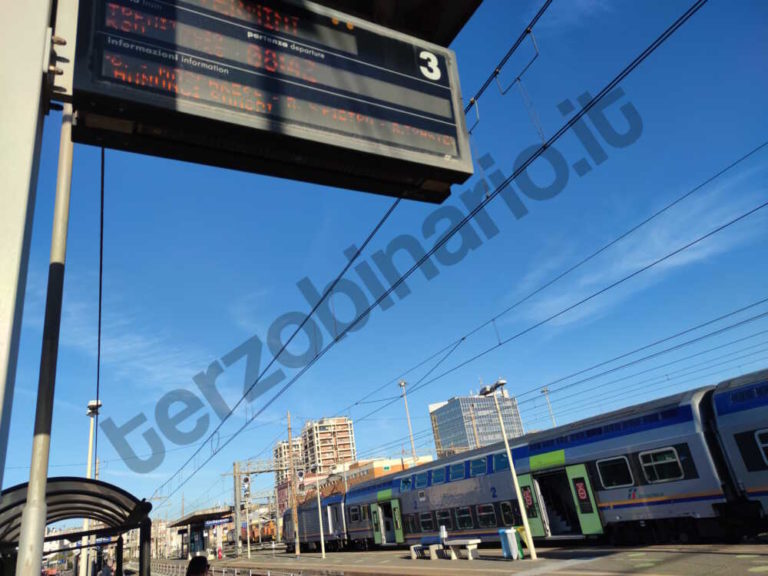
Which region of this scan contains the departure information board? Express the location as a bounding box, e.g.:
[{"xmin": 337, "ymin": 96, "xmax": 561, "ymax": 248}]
[{"xmin": 73, "ymin": 0, "xmax": 473, "ymax": 202}]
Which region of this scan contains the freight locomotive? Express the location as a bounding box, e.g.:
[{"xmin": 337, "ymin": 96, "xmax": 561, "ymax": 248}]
[{"xmin": 283, "ymin": 369, "xmax": 768, "ymax": 548}]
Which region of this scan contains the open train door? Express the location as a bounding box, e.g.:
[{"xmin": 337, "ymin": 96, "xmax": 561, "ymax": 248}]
[
  {"xmin": 518, "ymin": 474, "xmax": 547, "ymax": 537},
  {"xmin": 370, "ymin": 503, "xmax": 383, "ymax": 545},
  {"xmin": 390, "ymin": 499, "xmax": 405, "ymax": 544},
  {"xmin": 565, "ymin": 464, "xmax": 603, "ymax": 535}
]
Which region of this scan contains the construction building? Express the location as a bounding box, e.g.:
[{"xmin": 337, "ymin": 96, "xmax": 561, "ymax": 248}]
[{"xmin": 429, "ymin": 389, "xmax": 524, "ymax": 457}]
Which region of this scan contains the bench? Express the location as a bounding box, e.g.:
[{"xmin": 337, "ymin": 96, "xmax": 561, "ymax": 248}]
[
  {"xmin": 443, "ymin": 538, "xmax": 482, "ymax": 560},
  {"xmin": 409, "ymin": 536, "xmax": 444, "ymax": 560}
]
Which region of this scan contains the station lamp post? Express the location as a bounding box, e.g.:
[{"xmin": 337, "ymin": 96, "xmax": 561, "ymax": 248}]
[
  {"xmin": 480, "ymin": 379, "xmax": 537, "ymax": 560},
  {"xmin": 399, "ymin": 380, "xmax": 418, "ymax": 463},
  {"xmin": 79, "ymin": 400, "xmax": 101, "ymax": 576},
  {"xmin": 311, "ymin": 466, "xmax": 326, "ymax": 559}
]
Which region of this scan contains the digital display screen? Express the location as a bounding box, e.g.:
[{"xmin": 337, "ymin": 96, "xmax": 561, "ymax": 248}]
[
  {"xmin": 73, "ymin": 0, "xmax": 473, "ymax": 202},
  {"xmin": 571, "ymin": 477, "xmax": 594, "ymax": 514}
]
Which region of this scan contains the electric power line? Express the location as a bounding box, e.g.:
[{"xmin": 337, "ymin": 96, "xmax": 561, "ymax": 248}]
[
  {"xmin": 150, "ymin": 0, "xmax": 709, "ymax": 504},
  {"xmin": 336, "ymin": 132, "xmax": 767, "ymax": 420},
  {"xmin": 152, "ymin": 198, "xmax": 401, "ymax": 497}
]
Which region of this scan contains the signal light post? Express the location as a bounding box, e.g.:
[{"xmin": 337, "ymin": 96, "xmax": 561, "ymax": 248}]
[{"xmin": 480, "ymin": 379, "xmax": 537, "ymax": 560}]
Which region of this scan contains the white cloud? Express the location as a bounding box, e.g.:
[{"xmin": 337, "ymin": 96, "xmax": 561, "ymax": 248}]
[{"xmin": 228, "ymin": 288, "xmax": 270, "ymax": 335}]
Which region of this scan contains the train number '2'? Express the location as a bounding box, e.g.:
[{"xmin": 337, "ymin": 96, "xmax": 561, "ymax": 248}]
[{"xmin": 491, "ymin": 486, "xmax": 497, "ymax": 499}]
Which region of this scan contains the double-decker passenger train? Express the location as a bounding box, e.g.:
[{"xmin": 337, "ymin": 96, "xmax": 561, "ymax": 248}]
[{"xmin": 283, "ymin": 369, "xmax": 768, "ymax": 549}]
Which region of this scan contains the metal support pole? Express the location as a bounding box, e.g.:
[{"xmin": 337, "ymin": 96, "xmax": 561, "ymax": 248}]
[
  {"xmin": 398, "ymin": 381, "xmax": 417, "ymax": 463},
  {"xmin": 287, "ymin": 412, "xmax": 300, "ymax": 557},
  {"xmin": 15, "ymin": 102, "xmax": 75, "ymax": 576},
  {"xmin": 541, "ymin": 387, "xmax": 556, "ymax": 428},
  {"xmin": 314, "ymin": 474, "xmax": 325, "ymax": 559},
  {"xmin": 115, "ymin": 536, "xmax": 123, "ymax": 576},
  {"xmin": 139, "ymin": 519, "xmax": 151, "ymax": 576},
  {"xmin": 492, "ymin": 392, "xmax": 537, "ymax": 560},
  {"xmin": 233, "ymin": 462, "xmax": 241, "ymax": 558},
  {"xmin": 80, "ymin": 401, "xmax": 100, "ymax": 576},
  {"xmin": 0, "ymin": 0, "xmax": 53, "ymax": 490},
  {"xmin": 244, "ymin": 489, "xmax": 251, "ymax": 559},
  {"xmin": 340, "ymin": 467, "xmax": 348, "ymax": 544}
]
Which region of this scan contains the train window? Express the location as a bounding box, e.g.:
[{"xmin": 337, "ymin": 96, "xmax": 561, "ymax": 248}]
[
  {"xmin": 400, "ymin": 477, "xmax": 412, "ymax": 492},
  {"xmin": 415, "ymin": 473, "xmax": 429, "ymax": 489},
  {"xmin": 419, "ymin": 512, "xmax": 435, "ymax": 532},
  {"xmin": 639, "ymin": 447, "xmax": 684, "ymax": 483},
  {"xmin": 500, "ymin": 501, "xmax": 519, "ymax": 526},
  {"xmin": 449, "ymin": 462, "xmax": 465, "ymax": 481},
  {"xmin": 756, "ymin": 429, "xmax": 768, "ymax": 466},
  {"xmin": 406, "ymin": 514, "xmax": 420, "ymax": 533},
  {"xmin": 436, "ymin": 509, "xmax": 454, "ymax": 530},
  {"xmin": 494, "ymin": 453, "xmax": 510, "ymax": 472},
  {"xmin": 597, "ymin": 456, "xmax": 634, "ymax": 488},
  {"xmin": 456, "ymin": 506, "xmax": 474, "ymax": 529},
  {"xmin": 362, "ymin": 506, "xmax": 369, "ymax": 520},
  {"xmin": 349, "ymin": 506, "xmax": 360, "ymax": 523},
  {"xmin": 431, "ymin": 468, "xmax": 446, "ymax": 484},
  {"xmin": 470, "ymin": 458, "xmax": 487, "ymax": 477},
  {"xmin": 476, "ymin": 504, "xmax": 497, "ymax": 528}
]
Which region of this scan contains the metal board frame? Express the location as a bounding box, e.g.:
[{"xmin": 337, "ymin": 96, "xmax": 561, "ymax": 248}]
[{"xmin": 71, "ymin": 0, "xmax": 473, "ymax": 203}]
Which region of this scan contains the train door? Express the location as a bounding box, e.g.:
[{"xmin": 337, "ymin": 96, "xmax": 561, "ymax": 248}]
[
  {"xmin": 565, "ymin": 464, "xmax": 603, "ymax": 535},
  {"xmin": 379, "ymin": 501, "xmax": 396, "ymax": 544},
  {"xmin": 327, "ymin": 505, "xmax": 335, "ymax": 535},
  {"xmin": 370, "ymin": 503, "xmax": 383, "ymax": 545},
  {"xmin": 536, "ymin": 470, "xmax": 580, "ymax": 535},
  {"xmin": 390, "ymin": 499, "xmax": 405, "ymax": 543},
  {"xmin": 518, "ymin": 474, "xmax": 549, "ymax": 537}
]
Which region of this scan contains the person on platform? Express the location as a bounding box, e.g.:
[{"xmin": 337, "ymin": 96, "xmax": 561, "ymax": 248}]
[
  {"xmin": 100, "ymin": 559, "xmax": 113, "ymax": 576},
  {"xmin": 185, "ymin": 556, "xmax": 210, "ymax": 576}
]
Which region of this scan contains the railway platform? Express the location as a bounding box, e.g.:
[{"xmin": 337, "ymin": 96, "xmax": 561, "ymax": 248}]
[{"xmin": 157, "ymin": 540, "xmax": 768, "ymax": 576}]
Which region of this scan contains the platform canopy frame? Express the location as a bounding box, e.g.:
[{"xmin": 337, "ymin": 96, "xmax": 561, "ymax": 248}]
[{"xmin": 0, "ymin": 477, "xmax": 152, "ymax": 576}]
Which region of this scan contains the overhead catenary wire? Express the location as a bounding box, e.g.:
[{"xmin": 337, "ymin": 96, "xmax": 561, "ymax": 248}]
[
  {"xmin": 463, "ymin": 0, "xmax": 554, "ymax": 115},
  {"xmin": 517, "ymin": 312, "xmax": 768, "ymax": 405},
  {"xmin": 407, "ymin": 200, "xmax": 768, "ymax": 397},
  {"xmin": 152, "ymin": 197, "xmax": 401, "ymax": 498},
  {"xmin": 355, "ymin": 337, "xmax": 466, "ymax": 423},
  {"xmin": 335, "ymin": 126, "xmax": 766, "ymax": 421},
  {"xmin": 151, "ymin": 0, "xmax": 709, "ymax": 504},
  {"xmin": 527, "ymin": 335, "xmax": 768, "ymax": 414},
  {"xmin": 350, "ymin": 140, "xmax": 767, "ymax": 409},
  {"xmin": 523, "ymin": 353, "xmax": 768, "ymax": 429}
]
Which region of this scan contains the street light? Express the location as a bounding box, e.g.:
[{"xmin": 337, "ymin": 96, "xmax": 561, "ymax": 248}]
[
  {"xmin": 541, "ymin": 387, "xmax": 556, "ymax": 427},
  {"xmin": 311, "ymin": 466, "xmax": 326, "ymax": 559},
  {"xmin": 79, "ymin": 400, "xmax": 102, "ymax": 576},
  {"xmin": 479, "ymin": 379, "xmax": 537, "ymax": 560},
  {"xmin": 399, "ymin": 380, "xmax": 417, "ymax": 463}
]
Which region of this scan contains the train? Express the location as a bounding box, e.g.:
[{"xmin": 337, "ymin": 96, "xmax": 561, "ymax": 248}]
[
  {"xmin": 226, "ymin": 519, "xmax": 277, "ymax": 545},
  {"xmin": 283, "ymin": 368, "xmax": 768, "ymax": 549}
]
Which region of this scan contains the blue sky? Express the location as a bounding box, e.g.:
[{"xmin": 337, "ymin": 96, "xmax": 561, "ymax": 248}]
[{"xmin": 5, "ymin": 0, "xmax": 768, "ymax": 520}]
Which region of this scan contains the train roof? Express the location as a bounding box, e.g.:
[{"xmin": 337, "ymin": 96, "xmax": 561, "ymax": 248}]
[
  {"xmin": 713, "ymin": 367, "xmax": 768, "ymax": 394},
  {"xmin": 348, "ymin": 385, "xmax": 716, "ymax": 489}
]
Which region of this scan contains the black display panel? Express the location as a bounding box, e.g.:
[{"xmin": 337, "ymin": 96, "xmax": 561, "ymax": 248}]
[{"xmin": 73, "ymin": 0, "xmax": 473, "ymax": 202}]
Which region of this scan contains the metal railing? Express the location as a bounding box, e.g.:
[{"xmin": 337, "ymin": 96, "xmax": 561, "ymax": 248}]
[{"xmin": 151, "ymin": 560, "xmax": 297, "ymax": 576}]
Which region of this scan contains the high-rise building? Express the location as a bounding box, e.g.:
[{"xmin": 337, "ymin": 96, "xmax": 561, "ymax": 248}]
[
  {"xmin": 429, "ymin": 389, "xmax": 524, "ymax": 457},
  {"xmin": 301, "ymin": 416, "xmax": 356, "ymax": 474},
  {"xmin": 273, "ymin": 437, "xmax": 303, "ymax": 484}
]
